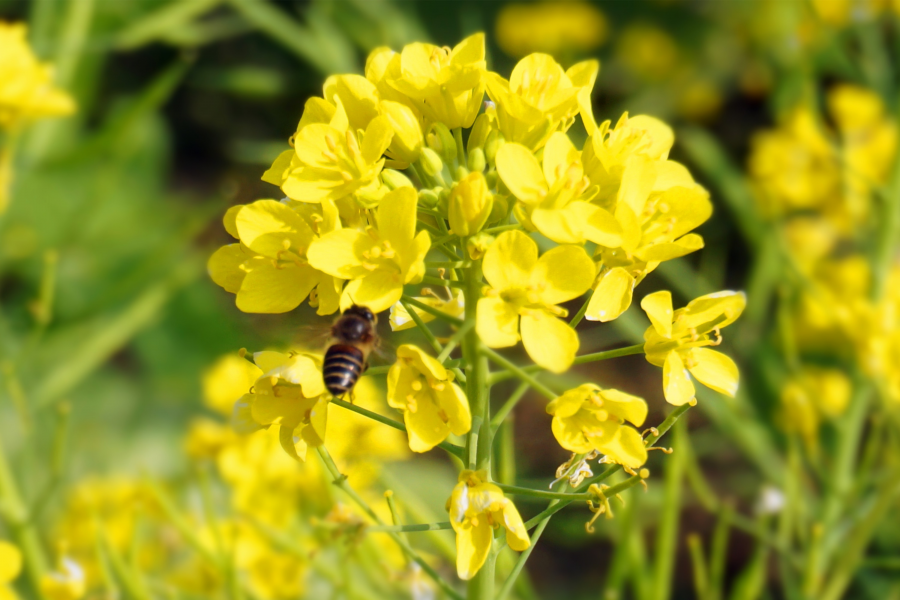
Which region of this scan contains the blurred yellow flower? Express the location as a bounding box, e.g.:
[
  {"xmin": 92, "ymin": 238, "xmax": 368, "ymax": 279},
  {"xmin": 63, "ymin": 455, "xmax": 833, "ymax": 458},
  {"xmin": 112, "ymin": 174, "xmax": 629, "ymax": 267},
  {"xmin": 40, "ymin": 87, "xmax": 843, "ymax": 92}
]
[
  {"xmin": 0, "ymin": 541, "xmax": 22, "ymax": 600},
  {"xmin": 486, "ymin": 53, "xmax": 598, "ymax": 151},
  {"xmin": 0, "ymin": 23, "xmax": 75, "ymax": 129},
  {"xmin": 616, "ymin": 23, "xmax": 679, "ymax": 82},
  {"xmin": 495, "ymin": 1, "xmax": 607, "ymax": 58},
  {"xmin": 242, "ymin": 351, "xmax": 330, "ymax": 461},
  {"xmin": 477, "ymin": 230, "xmax": 595, "ymax": 373},
  {"xmin": 308, "ymin": 186, "xmax": 430, "ymax": 312},
  {"xmin": 546, "ymin": 384, "xmax": 648, "ymax": 469},
  {"xmin": 39, "ymin": 558, "xmax": 85, "ymax": 600},
  {"xmin": 642, "ymin": 290, "xmax": 746, "ymax": 405},
  {"xmin": 448, "ymin": 470, "xmax": 529, "ymax": 580},
  {"xmin": 202, "ymin": 352, "xmax": 263, "ymax": 415},
  {"xmin": 387, "ymin": 344, "xmax": 471, "ymax": 452},
  {"xmin": 780, "ymin": 367, "xmax": 852, "ymax": 449}
]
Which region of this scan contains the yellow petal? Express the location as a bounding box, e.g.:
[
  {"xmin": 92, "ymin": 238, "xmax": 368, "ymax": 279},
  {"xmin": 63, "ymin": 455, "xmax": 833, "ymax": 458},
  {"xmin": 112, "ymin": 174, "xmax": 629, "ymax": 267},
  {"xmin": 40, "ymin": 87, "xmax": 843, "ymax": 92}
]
[
  {"xmin": 688, "ymin": 348, "xmax": 739, "ymax": 397},
  {"xmin": 599, "ymin": 389, "xmax": 648, "ymax": 426},
  {"xmin": 341, "ymin": 270, "xmax": 403, "ymax": 313},
  {"xmin": 396, "ymin": 344, "xmax": 448, "ymax": 381},
  {"xmin": 236, "ymin": 262, "xmax": 316, "ymax": 313},
  {"xmin": 302, "ymin": 397, "xmax": 329, "ymax": 446},
  {"xmin": 223, "ymin": 204, "xmax": 244, "ymax": 239},
  {"xmin": 361, "ymin": 115, "xmax": 394, "ymax": 164},
  {"xmin": 375, "ymin": 186, "xmax": 418, "ymax": 251},
  {"xmin": 680, "ymin": 291, "xmax": 747, "ymax": 332},
  {"xmin": 456, "ymin": 517, "xmax": 493, "ymax": 580},
  {"xmin": 208, "ymin": 244, "xmax": 252, "ymax": 293},
  {"xmin": 542, "ymin": 132, "xmax": 579, "ymax": 186},
  {"xmin": 315, "ymin": 274, "xmax": 343, "ymax": 315},
  {"xmin": 324, "ymin": 74, "xmax": 380, "ymax": 131},
  {"xmin": 584, "ymin": 204, "xmax": 623, "ymax": 248},
  {"xmin": 521, "ymin": 310, "xmax": 578, "ymax": 373},
  {"xmin": 601, "ymin": 426, "xmax": 648, "ymax": 469},
  {"xmin": 641, "ymin": 290, "xmax": 673, "ymax": 337},
  {"xmin": 501, "ymin": 501, "xmax": 530, "ymax": 552},
  {"xmin": 629, "ymin": 115, "xmax": 674, "ymax": 160},
  {"xmin": 236, "ymin": 200, "xmax": 315, "ymax": 258},
  {"xmin": 585, "ymin": 268, "xmax": 634, "ymax": 322},
  {"xmin": 653, "ymin": 160, "xmax": 695, "ymax": 191},
  {"xmin": 279, "ymin": 423, "xmax": 309, "ymax": 461},
  {"xmin": 496, "ymin": 143, "xmax": 547, "ymax": 204},
  {"xmin": 0, "ymin": 541, "xmax": 22, "ymax": 583},
  {"xmin": 252, "ymin": 351, "xmax": 292, "ymax": 374},
  {"xmin": 551, "ymin": 414, "xmax": 594, "ymax": 453},
  {"xmin": 405, "ymin": 400, "xmax": 450, "ymax": 452},
  {"xmin": 546, "ymin": 386, "xmax": 589, "ymax": 418},
  {"xmin": 617, "ymin": 154, "xmax": 656, "ymax": 217},
  {"xmin": 261, "ymin": 149, "xmax": 294, "ymax": 186},
  {"xmin": 436, "ymin": 381, "xmax": 472, "ymax": 436},
  {"xmin": 477, "ymin": 297, "xmax": 520, "ymax": 348},
  {"xmin": 636, "ymin": 233, "xmax": 704, "ymax": 262},
  {"xmin": 483, "ymin": 230, "xmax": 537, "ymax": 291},
  {"xmin": 307, "ymin": 229, "xmax": 372, "ymax": 279},
  {"xmin": 663, "ymin": 351, "xmax": 695, "ymax": 405},
  {"xmin": 532, "ymin": 244, "xmax": 595, "ymax": 305}
]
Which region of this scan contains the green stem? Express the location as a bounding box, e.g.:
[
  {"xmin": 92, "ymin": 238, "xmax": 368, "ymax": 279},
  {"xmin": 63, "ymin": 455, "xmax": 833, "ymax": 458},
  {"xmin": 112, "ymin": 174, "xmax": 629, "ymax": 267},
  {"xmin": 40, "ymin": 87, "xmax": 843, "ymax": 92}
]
[
  {"xmin": 568, "ymin": 290, "xmax": 593, "ymax": 328},
  {"xmin": 481, "ymin": 347, "xmax": 556, "ymax": 400},
  {"xmin": 330, "ymin": 399, "xmax": 464, "ymax": 459},
  {"xmin": 482, "ymin": 224, "xmax": 523, "ymax": 235},
  {"xmin": 489, "ymin": 343, "xmax": 645, "ymax": 383},
  {"xmin": 316, "ymin": 447, "xmax": 464, "ymax": 600},
  {"xmin": 365, "ymin": 358, "xmax": 462, "ymax": 376},
  {"xmin": 421, "ymin": 275, "xmax": 465, "ymax": 289},
  {"xmin": 399, "ymin": 299, "xmax": 444, "ymax": 354},
  {"xmin": 452, "ymin": 128, "xmax": 466, "ymax": 168},
  {"xmin": 495, "ymin": 483, "xmax": 591, "ymax": 501},
  {"xmin": 400, "ymin": 294, "xmax": 464, "ymax": 325},
  {"xmin": 650, "ymin": 419, "xmax": 687, "ymax": 600},
  {"xmin": 365, "ymin": 522, "xmax": 453, "ymax": 533},
  {"xmin": 491, "ymin": 382, "xmax": 529, "ymax": 432},
  {"xmin": 436, "ymin": 320, "xmax": 474, "ymax": 364}
]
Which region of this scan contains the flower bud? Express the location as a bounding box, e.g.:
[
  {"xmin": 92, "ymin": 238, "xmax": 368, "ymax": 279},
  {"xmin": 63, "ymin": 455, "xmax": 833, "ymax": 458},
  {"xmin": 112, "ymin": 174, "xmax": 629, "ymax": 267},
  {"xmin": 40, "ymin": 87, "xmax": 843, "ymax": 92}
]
[
  {"xmin": 467, "ymin": 147, "xmax": 486, "ymax": 173},
  {"xmin": 466, "ymin": 232, "xmax": 495, "ymax": 260},
  {"xmin": 381, "ymin": 168, "xmax": 413, "ymax": 190},
  {"xmin": 426, "ymin": 122, "xmax": 458, "ymax": 165},
  {"xmin": 380, "ymin": 100, "xmax": 423, "ymax": 164},
  {"xmin": 418, "ymin": 188, "xmax": 440, "ymax": 208},
  {"xmin": 484, "ymin": 130, "xmax": 502, "ymax": 165},
  {"xmin": 449, "ymin": 171, "xmax": 493, "ymax": 236},
  {"xmin": 467, "ymin": 111, "xmax": 493, "ymax": 153},
  {"xmin": 420, "ymin": 147, "xmax": 444, "ymax": 177}
]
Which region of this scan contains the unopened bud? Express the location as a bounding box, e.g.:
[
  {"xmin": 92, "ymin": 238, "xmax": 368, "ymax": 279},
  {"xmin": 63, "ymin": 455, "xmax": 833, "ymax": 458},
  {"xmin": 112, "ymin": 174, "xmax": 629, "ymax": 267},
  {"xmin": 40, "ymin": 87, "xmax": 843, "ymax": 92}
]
[
  {"xmin": 426, "ymin": 122, "xmax": 457, "ymax": 165},
  {"xmin": 420, "ymin": 147, "xmax": 444, "ymax": 177},
  {"xmin": 484, "ymin": 130, "xmax": 502, "ymax": 164},
  {"xmin": 381, "ymin": 169, "xmax": 413, "ymax": 190},
  {"xmin": 449, "ymin": 172, "xmax": 493, "ymax": 237},
  {"xmin": 380, "ymin": 100, "xmax": 423, "ymax": 164},
  {"xmin": 468, "ymin": 147, "xmax": 486, "ymax": 173},
  {"xmin": 466, "ymin": 232, "xmax": 495, "ymax": 260},
  {"xmin": 418, "ymin": 188, "xmax": 440, "ymax": 208}
]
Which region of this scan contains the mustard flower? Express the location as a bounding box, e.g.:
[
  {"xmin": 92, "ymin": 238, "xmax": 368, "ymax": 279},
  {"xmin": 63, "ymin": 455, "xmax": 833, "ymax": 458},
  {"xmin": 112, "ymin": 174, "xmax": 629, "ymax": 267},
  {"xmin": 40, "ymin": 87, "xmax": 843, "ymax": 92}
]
[
  {"xmin": 546, "ymin": 384, "xmax": 648, "ymax": 469},
  {"xmin": 0, "ymin": 541, "xmax": 22, "ymax": 600},
  {"xmin": 495, "ymin": 1, "xmax": 607, "ymax": 58},
  {"xmin": 387, "ymin": 344, "xmax": 471, "ymax": 452},
  {"xmin": 40, "ymin": 557, "xmax": 86, "ymax": 600},
  {"xmin": 642, "ymin": 290, "xmax": 746, "ymax": 406},
  {"xmin": 242, "ymin": 351, "xmax": 330, "ymax": 461},
  {"xmin": 0, "ymin": 23, "xmax": 75, "ymax": 129},
  {"xmin": 780, "ymin": 368, "xmax": 852, "ymax": 449},
  {"xmin": 448, "ymin": 171, "xmax": 493, "ymax": 236},
  {"xmin": 486, "ymin": 53, "xmax": 598, "ymax": 151},
  {"xmin": 308, "ymin": 186, "xmax": 430, "ymax": 312},
  {"xmin": 208, "ymin": 199, "xmax": 343, "ymax": 315},
  {"xmin": 496, "ymin": 132, "xmax": 622, "ymax": 246},
  {"xmin": 448, "ymin": 470, "xmax": 529, "ymax": 580},
  {"xmin": 266, "ymin": 99, "xmax": 393, "ymax": 207},
  {"xmin": 378, "ymin": 34, "xmax": 486, "ymax": 130},
  {"xmin": 478, "ymin": 230, "xmax": 595, "ymax": 373}
]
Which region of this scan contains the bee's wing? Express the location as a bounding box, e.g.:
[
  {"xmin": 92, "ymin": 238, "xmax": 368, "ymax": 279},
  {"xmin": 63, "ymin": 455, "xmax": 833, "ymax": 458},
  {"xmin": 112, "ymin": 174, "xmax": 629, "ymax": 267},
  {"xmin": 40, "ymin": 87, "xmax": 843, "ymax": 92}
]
[{"xmin": 291, "ymin": 323, "xmax": 334, "ymax": 352}]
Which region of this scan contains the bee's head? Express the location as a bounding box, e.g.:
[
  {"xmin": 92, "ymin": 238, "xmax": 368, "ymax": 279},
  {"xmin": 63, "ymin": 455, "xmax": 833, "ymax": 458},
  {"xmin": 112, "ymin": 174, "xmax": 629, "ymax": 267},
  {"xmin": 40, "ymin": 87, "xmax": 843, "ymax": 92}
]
[{"xmin": 343, "ymin": 305, "xmax": 376, "ymax": 324}]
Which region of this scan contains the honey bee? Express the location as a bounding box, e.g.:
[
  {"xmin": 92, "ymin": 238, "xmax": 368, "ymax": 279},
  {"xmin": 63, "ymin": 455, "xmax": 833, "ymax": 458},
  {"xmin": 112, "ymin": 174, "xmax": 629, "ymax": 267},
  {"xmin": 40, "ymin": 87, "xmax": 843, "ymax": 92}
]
[{"xmin": 323, "ymin": 305, "xmax": 378, "ymax": 398}]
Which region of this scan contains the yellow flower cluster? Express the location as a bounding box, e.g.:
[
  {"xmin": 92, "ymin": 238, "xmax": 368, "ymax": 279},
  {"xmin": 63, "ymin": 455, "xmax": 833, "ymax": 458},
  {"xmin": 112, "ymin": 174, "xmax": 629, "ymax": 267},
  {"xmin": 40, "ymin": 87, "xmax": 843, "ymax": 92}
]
[{"xmin": 208, "ymin": 33, "xmax": 744, "ymax": 584}]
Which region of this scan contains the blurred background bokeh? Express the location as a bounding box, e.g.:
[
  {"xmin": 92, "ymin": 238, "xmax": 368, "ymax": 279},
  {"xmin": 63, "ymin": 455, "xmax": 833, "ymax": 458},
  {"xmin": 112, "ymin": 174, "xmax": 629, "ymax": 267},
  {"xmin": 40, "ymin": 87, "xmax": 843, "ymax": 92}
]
[{"xmin": 2, "ymin": 1, "xmax": 900, "ymax": 599}]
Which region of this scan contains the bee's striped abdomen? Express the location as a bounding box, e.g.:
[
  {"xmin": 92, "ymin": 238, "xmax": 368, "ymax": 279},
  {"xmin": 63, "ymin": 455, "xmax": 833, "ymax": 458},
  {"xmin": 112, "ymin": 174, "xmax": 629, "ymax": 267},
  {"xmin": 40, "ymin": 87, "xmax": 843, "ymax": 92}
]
[{"xmin": 323, "ymin": 344, "xmax": 365, "ymax": 396}]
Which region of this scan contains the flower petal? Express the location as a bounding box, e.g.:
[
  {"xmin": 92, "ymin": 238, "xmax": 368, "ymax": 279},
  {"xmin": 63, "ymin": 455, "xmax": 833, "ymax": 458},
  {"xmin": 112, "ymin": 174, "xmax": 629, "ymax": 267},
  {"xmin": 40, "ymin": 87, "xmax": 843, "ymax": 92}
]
[
  {"xmin": 476, "ymin": 297, "xmax": 520, "ymax": 348},
  {"xmin": 236, "ymin": 200, "xmax": 315, "ymax": 258},
  {"xmin": 599, "ymin": 389, "xmax": 648, "ymax": 426},
  {"xmin": 641, "ymin": 290, "xmax": 673, "ymax": 337},
  {"xmin": 688, "ymin": 348, "xmax": 739, "ymax": 397},
  {"xmin": 496, "ymin": 142, "xmax": 547, "ymax": 204},
  {"xmin": 483, "ymin": 230, "xmax": 538, "ymax": 291},
  {"xmin": 600, "ymin": 426, "xmax": 647, "ymax": 469},
  {"xmin": 585, "ymin": 267, "xmax": 634, "ymax": 322},
  {"xmin": 455, "ymin": 517, "xmax": 492, "ymax": 581},
  {"xmin": 663, "ymin": 351, "xmax": 696, "ymax": 406},
  {"xmin": 436, "ymin": 381, "xmax": 472, "ymax": 436},
  {"xmin": 208, "ymin": 244, "xmax": 253, "ymax": 293},
  {"xmin": 501, "ymin": 501, "xmax": 530, "ymax": 552},
  {"xmin": 307, "ymin": 229, "xmax": 372, "ymax": 279},
  {"xmin": 521, "ymin": 310, "xmax": 578, "ymax": 373},
  {"xmin": 236, "ymin": 262, "xmax": 317, "ymax": 314},
  {"xmin": 0, "ymin": 541, "xmax": 22, "ymax": 583},
  {"xmin": 340, "ymin": 270, "xmax": 403, "ymax": 313},
  {"xmin": 532, "ymin": 244, "xmax": 595, "ymax": 305},
  {"xmin": 404, "ymin": 399, "xmax": 450, "ymax": 452}
]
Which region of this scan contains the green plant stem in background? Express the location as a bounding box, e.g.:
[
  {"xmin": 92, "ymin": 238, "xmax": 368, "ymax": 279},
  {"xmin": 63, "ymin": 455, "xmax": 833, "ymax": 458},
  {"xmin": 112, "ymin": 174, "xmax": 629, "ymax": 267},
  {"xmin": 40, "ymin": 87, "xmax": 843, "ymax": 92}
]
[
  {"xmin": 316, "ymin": 447, "xmax": 463, "ymax": 600},
  {"xmin": 482, "ymin": 347, "xmax": 556, "ymax": 400},
  {"xmin": 400, "ymin": 294, "xmax": 464, "ymax": 325},
  {"xmin": 488, "ymin": 343, "xmax": 645, "ymax": 384},
  {"xmin": 651, "ymin": 418, "xmax": 687, "ymax": 600}
]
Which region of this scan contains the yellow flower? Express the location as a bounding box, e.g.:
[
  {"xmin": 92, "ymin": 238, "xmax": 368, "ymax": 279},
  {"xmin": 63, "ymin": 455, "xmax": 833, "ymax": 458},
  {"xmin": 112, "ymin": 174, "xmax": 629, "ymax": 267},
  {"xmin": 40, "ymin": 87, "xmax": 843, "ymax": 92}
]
[
  {"xmin": 495, "ymin": 1, "xmax": 607, "ymax": 58},
  {"xmin": 477, "ymin": 230, "xmax": 595, "ymax": 373},
  {"xmin": 242, "ymin": 351, "xmax": 330, "ymax": 461},
  {"xmin": 39, "ymin": 558, "xmax": 86, "ymax": 600},
  {"xmin": 496, "ymin": 132, "xmax": 622, "ymax": 246},
  {"xmin": 387, "ymin": 344, "xmax": 471, "ymax": 452},
  {"xmin": 486, "ymin": 53, "xmax": 598, "ymax": 151},
  {"xmin": 268, "ymin": 99, "xmax": 393, "ymax": 206},
  {"xmin": 0, "ymin": 23, "xmax": 75, "ymax": 129},
  {"xmin": 202, "ymin": 353, "xmax": 263, "ymax": 415},
  {"xmin": 615, "ymin": 23, "xmax": 679, "ymax": 82},
  {"xmin": 208, "ymin": 199, "xmax": 344, "ymax": 315},
  {"xmin": 308, "ymin": 186, "xmax": 430, "ymax": 312},
  {"xmin": 780, "ymin": 368, "xmax": 852, "ymax": 449},
  {"xmin": 546, "ymin": 384, "xmax": 648, "ymax": 469},
  {"xmin": 0, "ymin": 541, "xmax": 22, "ymax": 600},
  {"xmin": 448, "ymin": 470, "xmax": 529, "ymax": 580},
  {"xmin": 389, "ymin": 289, "xmax": 464, "ymax": 331},
  {"xmin": 448, "ymin": 171, "xmax": 493, "ymax": 236},
  {"xmin": 379, "ymin": 34, "xmax": 486, "ymax": 130},
  {"xmin": 642, "ymin": 290, "xmax": 746, "ymax": 405}
]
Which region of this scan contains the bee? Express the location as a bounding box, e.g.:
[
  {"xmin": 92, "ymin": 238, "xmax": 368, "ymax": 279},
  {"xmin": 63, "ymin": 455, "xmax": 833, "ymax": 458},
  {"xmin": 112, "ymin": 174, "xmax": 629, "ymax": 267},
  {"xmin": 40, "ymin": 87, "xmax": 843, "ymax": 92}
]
[{"xmin": 323, "ymin": 304, "xmax": 378, "ymax": 398}]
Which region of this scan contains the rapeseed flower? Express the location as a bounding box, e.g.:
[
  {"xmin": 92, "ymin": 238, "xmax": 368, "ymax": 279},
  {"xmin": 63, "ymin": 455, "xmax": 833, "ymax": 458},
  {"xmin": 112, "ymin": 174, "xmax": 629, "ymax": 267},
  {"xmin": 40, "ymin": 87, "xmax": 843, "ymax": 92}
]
[
  {"xmin": 477, "ymin": 230, "xmax": 595, "ymax": 373},
  {"xmin": 642, "ymin": 290, "xmax": 746, "ymax": 405},
  {"xmin": 486, "ymin": 53, "xmax": 598, "ymax": 151},
  {"xmin": 308, "ymin": 187, "xmax": 430, "ymax": 312},
  {"xmin": 389, "ymin": 289, "xmax": 465, "ymax": 330},
  {"xmin": 387, "ymin": 344, "xmax": 471, "ymax": 452},
  {"xmin": 780, "ymin": 368, "xmax": 852, "ymax": 450},
  {"xmin": 40, "ymin": 557, "xmax": 86, "ymax": 600},
  {"xmin": 0, "ymin": 23, "xmax": 75, "ymax": 129},
  {"xmin": 0, "ymin": 541, "xmax": 21, "ymax": 600},
  {"xmin": 448, "ymin": 470, "xmax": 529, "ymax": 580},
  {"xmin": 546, "ymin": 384, "xmax": 648, "ymax": 469}
]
